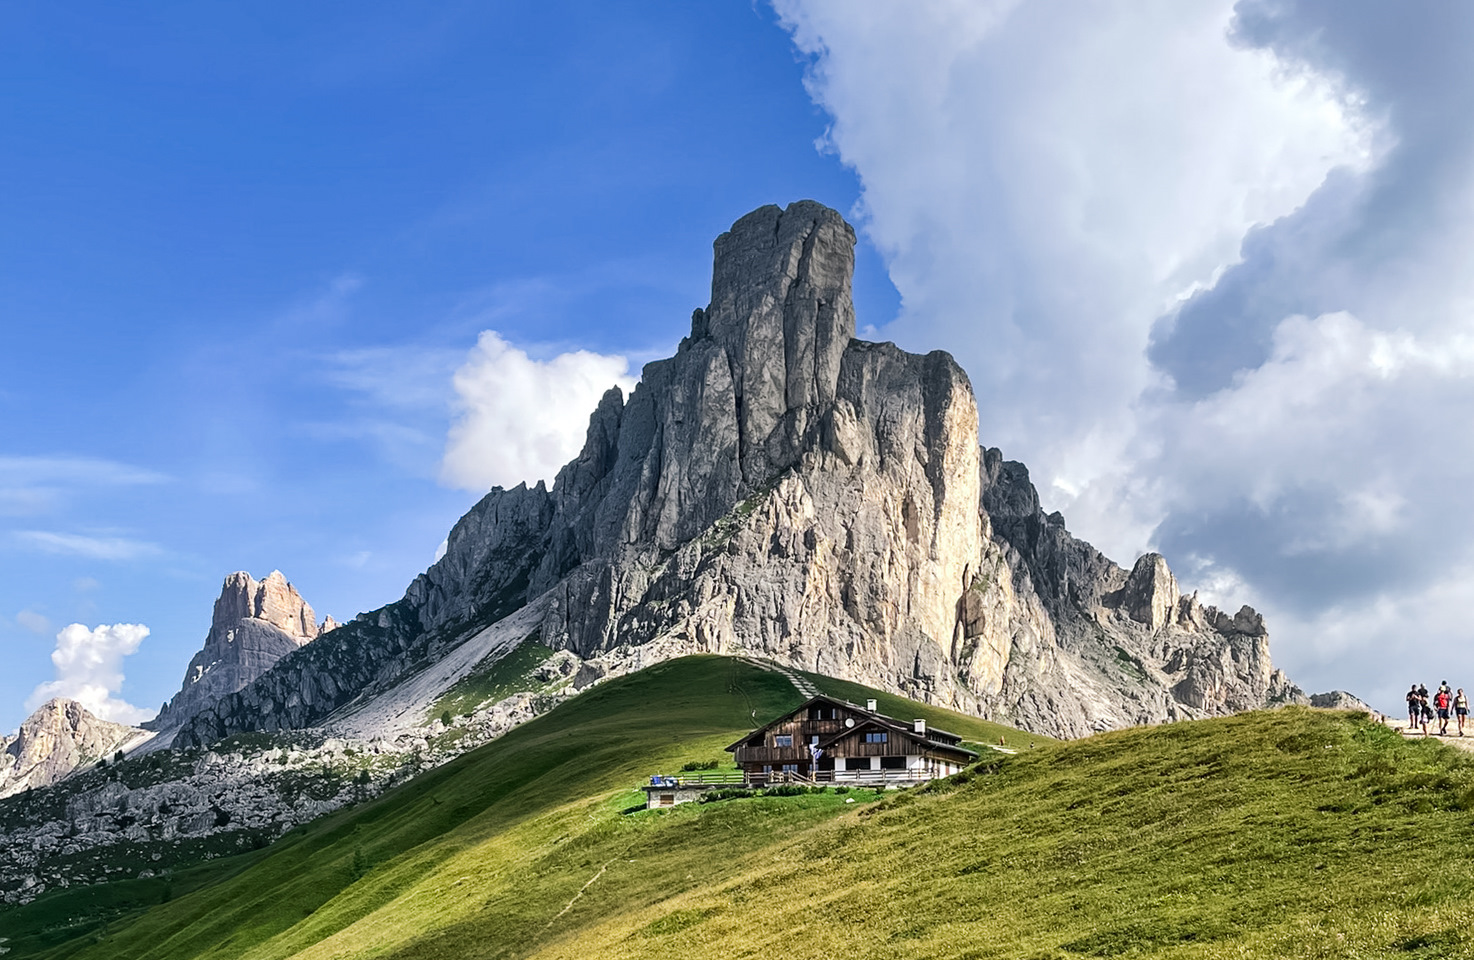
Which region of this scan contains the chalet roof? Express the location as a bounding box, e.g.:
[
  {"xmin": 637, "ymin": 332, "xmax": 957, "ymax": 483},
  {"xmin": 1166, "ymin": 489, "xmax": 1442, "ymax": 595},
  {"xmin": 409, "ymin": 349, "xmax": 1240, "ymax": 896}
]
[{"xmin": 725, "ymin": 694, "xmax": 979, "ymax": 759}]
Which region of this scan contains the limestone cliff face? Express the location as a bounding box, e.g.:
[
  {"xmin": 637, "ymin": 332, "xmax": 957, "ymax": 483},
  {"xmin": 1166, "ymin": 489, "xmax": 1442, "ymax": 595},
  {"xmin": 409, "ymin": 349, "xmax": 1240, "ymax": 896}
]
[
  {"xmin": 0, "ymin": 700, "xmax": 145, "ymax": 799},
  {"xmin": 177, "ymin": 201, "xmax": 1304, "ymax": 746},
  {"xmin": 149, "ymin": 572, "xmax": 327, "ymax": 738},
  {"xmin": 979, "ymin": 454, "xmax": 1303, "ymax": 735}
]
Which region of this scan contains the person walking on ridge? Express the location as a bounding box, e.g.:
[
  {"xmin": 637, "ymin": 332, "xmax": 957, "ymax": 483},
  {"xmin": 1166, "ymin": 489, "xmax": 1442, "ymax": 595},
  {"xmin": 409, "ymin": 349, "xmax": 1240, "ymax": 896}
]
[
  {"xmin": 1435, "ymin": 685, "xmax": 1452, "ymax": 736},
  {"xmin": 1408, "ymin": 684, "xmax": 1422, "ymax": 730},
  {"xmin": 1457, "ymin": 688, "xmax": 1468, "ymax": 737}
]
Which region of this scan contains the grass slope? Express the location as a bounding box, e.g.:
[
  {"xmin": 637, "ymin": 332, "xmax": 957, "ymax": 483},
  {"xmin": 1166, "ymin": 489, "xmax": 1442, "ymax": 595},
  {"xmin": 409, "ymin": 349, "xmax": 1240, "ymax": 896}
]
[
  {"xmin": 14, "ymin": 658, "xmax": 1474, "ymax": 959},
  {"xmin": 8, "ymin": 656, "xmax": 971, "ymax": 960},
  {"xmin": 527, "ymin": 708, "xmax": 1474, "ymax": 960}
]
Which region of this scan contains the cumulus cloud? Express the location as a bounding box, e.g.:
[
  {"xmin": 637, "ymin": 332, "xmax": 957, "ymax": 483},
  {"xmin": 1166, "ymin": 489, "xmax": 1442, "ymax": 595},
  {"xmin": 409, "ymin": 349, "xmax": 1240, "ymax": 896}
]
[
  {"xmin": 441, "ymin": 330, "xmax": 636, "ymax": 491},
  {"xmin": 1136, "ymin": 3, "xmax": 1474, "ymax": 705},
  {"xmin": 778, "ymin": 0, "xmax": 1370, "ymax": 509},
  {"xmin": 25, "ymin": 622, "xmax": 153, "ymax": 725},
  {"xmin": 778, "ymin": 0, "xmax": 1474, "ymax": 707},
  {"xmin": 13, "ymin": 531, "xmax": 162, "ymax": 561}
]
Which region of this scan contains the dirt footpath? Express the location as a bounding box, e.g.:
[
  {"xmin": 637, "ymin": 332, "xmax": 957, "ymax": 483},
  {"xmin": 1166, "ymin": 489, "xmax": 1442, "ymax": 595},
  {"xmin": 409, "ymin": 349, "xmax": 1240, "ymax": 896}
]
[{"xmin": 1384, "ymin": 716, "xmax": 1474, "ymax": 753}]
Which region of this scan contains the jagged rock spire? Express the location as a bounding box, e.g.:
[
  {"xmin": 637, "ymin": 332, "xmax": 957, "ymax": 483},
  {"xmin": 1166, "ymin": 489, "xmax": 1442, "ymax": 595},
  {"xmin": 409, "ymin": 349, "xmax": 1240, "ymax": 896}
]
[{"xmin": 149, "ymin": 571, "xmax": 328, "ymax": 739}]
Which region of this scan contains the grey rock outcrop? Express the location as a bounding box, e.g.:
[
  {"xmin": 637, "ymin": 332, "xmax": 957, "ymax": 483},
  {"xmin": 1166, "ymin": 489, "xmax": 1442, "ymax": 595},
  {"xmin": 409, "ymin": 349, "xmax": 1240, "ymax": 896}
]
[
  {"xmin": 177, "ymin": 200, "xmax": 1308, "ymax": 745},
  {"xmin": 148, "ymin": 571, "xmax": 328, "ymax": 740},
  {"xmin": 0, "ymin": 700, "xmax": 146, "ymax": 799},
  {"xmin": 1309, "ymin": 690, "xmax": 1373, "ymax": 712}
]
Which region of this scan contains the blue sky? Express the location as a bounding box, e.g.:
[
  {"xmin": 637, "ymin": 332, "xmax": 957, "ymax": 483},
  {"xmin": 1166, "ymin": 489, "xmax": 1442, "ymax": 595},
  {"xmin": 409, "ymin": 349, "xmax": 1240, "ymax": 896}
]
[
  {"xmin": 0, "ymin": 2, "xmax": 897, "ymax": 730},
  {"xmin": 5, "ymin": 2, "xmax": 1473, "ymax": 730}
]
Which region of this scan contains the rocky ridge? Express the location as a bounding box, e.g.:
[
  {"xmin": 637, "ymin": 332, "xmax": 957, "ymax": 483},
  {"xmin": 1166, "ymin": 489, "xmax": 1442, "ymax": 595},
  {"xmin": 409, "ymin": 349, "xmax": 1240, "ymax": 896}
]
[
  {"xmin": 0, "ymin": 700, "xmax": 148, "ymax": 800},
  {"xmin": 0, "ymin": 682, "xmax": 562, "ymax": 905},
  {"xmin": 176, "ymin": 201, "xmax": 1318, "ymax": 746},
  {"xmin": 147, "ymin": 571, "xmax": 334, "ymax": 742}
]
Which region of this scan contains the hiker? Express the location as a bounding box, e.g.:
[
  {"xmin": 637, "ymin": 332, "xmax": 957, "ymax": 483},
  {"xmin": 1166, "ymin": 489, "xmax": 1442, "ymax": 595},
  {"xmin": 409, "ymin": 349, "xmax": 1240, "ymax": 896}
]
[
  {"xmin": 1421, "ymin": 692, "xmax": 1434, "ymax": 737},
  {"xmin": 1408, "ymin": 684, "xmax": 1423, "ymax": 730},
  {"xmin": 1457, "ymin": 689, "xmax": 1469, "ymax": 737},
  {"xmin": 1435, "ymin": 685, "xmax": 1453, "ymax": 736}
]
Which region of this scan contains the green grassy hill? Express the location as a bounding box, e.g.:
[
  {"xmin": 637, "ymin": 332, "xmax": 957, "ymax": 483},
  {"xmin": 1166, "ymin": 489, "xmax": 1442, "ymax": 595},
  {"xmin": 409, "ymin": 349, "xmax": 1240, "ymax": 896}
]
[{"xmin": 6, "ymin": 656, "xmax": 1473, "ymax": 959}]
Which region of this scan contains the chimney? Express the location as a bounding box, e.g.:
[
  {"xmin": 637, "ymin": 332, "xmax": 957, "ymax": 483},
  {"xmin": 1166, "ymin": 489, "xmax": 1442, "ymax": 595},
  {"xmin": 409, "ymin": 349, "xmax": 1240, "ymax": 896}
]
[
  {"xmin": 865, "ymin": 698, "xmax": 877, "ymax": 712},
  {"xmin": 914, "ymin": 719, "xmax": 927, "ymax": 736}
]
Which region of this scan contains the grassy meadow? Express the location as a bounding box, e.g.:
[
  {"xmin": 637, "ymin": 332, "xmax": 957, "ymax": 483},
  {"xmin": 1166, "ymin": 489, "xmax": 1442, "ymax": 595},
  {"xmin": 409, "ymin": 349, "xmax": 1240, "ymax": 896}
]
[{"xmin": 6, "ymin": 656, "xmax": 1474, "ymax": 958}]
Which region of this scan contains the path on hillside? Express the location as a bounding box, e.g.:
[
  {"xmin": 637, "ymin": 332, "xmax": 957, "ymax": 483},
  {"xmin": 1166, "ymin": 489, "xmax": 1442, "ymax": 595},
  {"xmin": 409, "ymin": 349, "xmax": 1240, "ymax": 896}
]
[
  {"xmin": 1385, "ymin": 717, "xmax": 1474, "ymax": 754},
  {"xmin": 738, "ymin": 657, "xmax": 821, "ymax": 699}
]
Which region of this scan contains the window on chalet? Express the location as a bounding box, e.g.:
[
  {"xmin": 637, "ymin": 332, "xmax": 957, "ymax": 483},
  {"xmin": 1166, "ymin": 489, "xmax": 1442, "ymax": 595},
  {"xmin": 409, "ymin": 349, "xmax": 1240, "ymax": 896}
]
[
  {"xmin": 880, "ymin": 756, "xmax": 906, "ymax": 770},
  {"xmin": 845, "ymin": 758, "xmax": 871, "ymax": 770},
  {"xmin": 864, "ymin": 731, "xmax": 888, "ymax": 744},
  {"xmin": 774, "ymin": 734, "xmax": 793, "ymax": 747},
  {"xmin": 807, "ymin": 706, "xmax": 836, "ymax": 720},
  {"xmin": 781, "ymin": 763, "xmax": 800, "ymax": 774}
]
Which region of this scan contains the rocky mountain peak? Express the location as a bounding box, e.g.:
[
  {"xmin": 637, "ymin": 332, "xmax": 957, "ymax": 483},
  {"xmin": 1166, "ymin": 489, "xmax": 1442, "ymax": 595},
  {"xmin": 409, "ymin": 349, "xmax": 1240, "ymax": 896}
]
[
  {"xmin": 148, "ymin": 571, "xmax": 329, "ymax": 740},
  {"xmin": 1124, "ymin": 553, "xmax": 1180, "ymax": 633},
  {"xmin": 0, "ymin": 698, "xmax": 144, "ymax": 799},
  {"xmin": 177, "ymin": 201, "xmax": 1311, "ymax": 746},
  {"xmin": 212, "ymin": 570, "xmax": 319, "ymax": 642},
  {"xmin": 685, "ymin": 200, "xmax": 857, "ymax": 487}
]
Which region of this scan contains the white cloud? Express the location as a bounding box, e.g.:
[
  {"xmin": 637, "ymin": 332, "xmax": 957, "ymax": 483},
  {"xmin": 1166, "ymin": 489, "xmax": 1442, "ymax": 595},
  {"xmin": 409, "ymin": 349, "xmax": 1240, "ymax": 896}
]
[
  {"xmin": 1257, "ymin": 569, "xmax": 1474, "ymax": 719},
  {"xmin": 776, "ymin": 0, "xmax": 1372, "ymax": 556},
  {"xmin": 13, "ymin": 531, "xmax": 162, "ymax": 561},
  {"xmin": 441, "ymin": 330, "xmax": 636, "ymax": 491},
  {"xmin": 1151, "ymin": 312, "xmax": 1474, "ymax": 522},
  {"xmin": 322, "ymin": 345, "xmax": 462, "ymax": 412},
  {"xmin": 0, "ymin": 456, "xmax": 169, "ymax": 487},
  {"xmin": 25, "ymin": 622, "xmax": 153, "ymax": 725},
  {"xmin": 772, "ymin": 1, "xmax": 1474, "ymax": 711},
  {"xmin": 16, "ymin": 609, "xmax": 53, "ymax": 636},
  {"xmin": 0, "ymin": 456, "xmax": 169, "ymax": 517}
]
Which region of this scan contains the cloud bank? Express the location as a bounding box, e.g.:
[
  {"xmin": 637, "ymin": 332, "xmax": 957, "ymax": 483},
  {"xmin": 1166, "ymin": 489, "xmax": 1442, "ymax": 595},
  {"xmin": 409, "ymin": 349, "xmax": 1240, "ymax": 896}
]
[
  {"xmin": 25, "ymin": 622, "xmax": 153, "ymax": 725},
  {"xmin": 778, "ymin": 0, "xmax": 1474, "ymax": 709},
  {"xmin": 441, "ymin": 331, "xmax": 636, "ymax": 491}
]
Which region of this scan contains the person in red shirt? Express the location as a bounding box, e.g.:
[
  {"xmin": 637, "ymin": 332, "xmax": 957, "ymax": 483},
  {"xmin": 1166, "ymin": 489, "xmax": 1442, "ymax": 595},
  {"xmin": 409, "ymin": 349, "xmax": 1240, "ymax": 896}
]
[{"xmin": 1435, "ymin": 685, "xmax": 1452, "ymax": 736}]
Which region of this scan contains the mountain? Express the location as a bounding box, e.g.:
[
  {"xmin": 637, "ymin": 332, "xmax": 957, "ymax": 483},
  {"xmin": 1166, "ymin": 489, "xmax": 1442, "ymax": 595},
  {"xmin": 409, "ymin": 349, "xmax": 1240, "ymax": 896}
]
[
  {"xmin": 0, "ymin": 699, "xmax": 147, "ymax": 799},
  {"xmin": 147, "ymin": 571, "xmax": 334, "ymax": 741},
  {"xmin": 175, "ymin": 200, "xmax": 1302, "ymax": 747}
]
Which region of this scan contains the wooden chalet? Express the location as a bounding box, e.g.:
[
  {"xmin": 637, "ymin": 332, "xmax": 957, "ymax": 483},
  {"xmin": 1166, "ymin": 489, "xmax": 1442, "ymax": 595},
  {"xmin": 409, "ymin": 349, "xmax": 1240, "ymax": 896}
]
[{"xmin": 725, "ymin": 694, "xmax": 978, "ymax": 786}]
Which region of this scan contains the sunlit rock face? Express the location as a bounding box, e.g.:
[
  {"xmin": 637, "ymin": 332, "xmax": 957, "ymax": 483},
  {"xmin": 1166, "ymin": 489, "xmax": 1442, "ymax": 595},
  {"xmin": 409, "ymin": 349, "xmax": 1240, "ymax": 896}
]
[
  {"xmin": 178, "ymin": 202, "xmax": 1304, "ymax": 745},
  {"xmin": 148, "ymin": 571, "xmax": 330, "ymax": 740},
  {"xmin": 0, "ymin": 699, "xmax": 145, "ymax": 799}
]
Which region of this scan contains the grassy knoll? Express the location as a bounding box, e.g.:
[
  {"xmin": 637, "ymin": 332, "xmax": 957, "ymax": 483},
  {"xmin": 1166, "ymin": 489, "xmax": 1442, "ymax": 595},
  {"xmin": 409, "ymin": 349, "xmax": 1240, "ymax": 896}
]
[
  {"xmin": 527, "ymin": 708, "xmax": 1474, "ymax": 960},
  {"xmin": 5, "ymin": 656, "xmax": 985, "ymax": 960},
  {"xmin": 15, "ymin": 659, "xmax": 1474, "ymax": 959}
]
